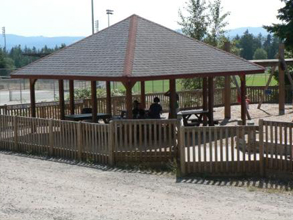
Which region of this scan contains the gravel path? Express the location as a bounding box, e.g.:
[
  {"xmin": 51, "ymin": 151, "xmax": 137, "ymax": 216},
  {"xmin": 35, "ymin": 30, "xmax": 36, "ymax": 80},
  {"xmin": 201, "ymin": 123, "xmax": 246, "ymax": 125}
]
[{"xmin": 1, "ymin": 152, "xmax": 293, "ymax": 220}]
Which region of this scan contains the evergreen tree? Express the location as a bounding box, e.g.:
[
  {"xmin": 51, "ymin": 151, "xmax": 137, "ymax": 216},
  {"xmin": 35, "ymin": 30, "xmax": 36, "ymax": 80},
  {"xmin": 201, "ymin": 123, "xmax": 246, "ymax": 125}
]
[
  {"xmin": 264, "ymin": 0, "xmax": 293, "ymax": 52},
  {"xmin": 239, "ymin": 30, "xmax": 255, "ymax": 60}
]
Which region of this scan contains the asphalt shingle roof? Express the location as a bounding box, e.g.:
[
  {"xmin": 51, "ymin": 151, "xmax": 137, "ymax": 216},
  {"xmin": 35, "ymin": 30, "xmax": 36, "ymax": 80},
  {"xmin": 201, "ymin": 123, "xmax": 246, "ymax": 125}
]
[{"xmin": 11, "ymin": 15, "xmax": 264, "ymax": 81}]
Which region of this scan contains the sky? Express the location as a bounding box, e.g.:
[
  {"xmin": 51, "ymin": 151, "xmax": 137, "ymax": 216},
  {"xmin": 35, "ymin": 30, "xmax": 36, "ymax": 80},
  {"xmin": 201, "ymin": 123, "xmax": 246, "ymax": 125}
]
[{"xmin": 0, "ymin": 0, "xmax": 285, "ymax": 37}]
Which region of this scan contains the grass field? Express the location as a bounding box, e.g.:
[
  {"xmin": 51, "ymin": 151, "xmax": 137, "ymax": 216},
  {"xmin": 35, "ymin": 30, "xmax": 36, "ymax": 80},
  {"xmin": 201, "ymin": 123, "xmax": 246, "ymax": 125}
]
[{"xmin": 113, "ymin": 72, "xmax": 277, "ymax": 94}]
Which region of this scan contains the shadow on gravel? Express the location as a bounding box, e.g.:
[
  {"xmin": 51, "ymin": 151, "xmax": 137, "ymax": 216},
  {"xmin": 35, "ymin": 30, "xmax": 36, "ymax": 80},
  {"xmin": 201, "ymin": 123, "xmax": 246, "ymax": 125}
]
[
  {"xmin": 3, "ymin": 150, "xmax": 293, "ymax": 191},
  {"xmin": 176, "ymin": 176, "xmax": 293, "ymax": 191},
  {"xmin": 0, "ymin": 150, "xmax": 173, "ymax": 176}
]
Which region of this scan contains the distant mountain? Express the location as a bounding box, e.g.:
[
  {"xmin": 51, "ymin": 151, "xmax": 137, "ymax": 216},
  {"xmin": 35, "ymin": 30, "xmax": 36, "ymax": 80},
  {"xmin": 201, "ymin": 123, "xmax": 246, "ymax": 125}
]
[
  {"xmin": 176, "ymin": 27, "xmax": 269, "ymax": 38},
  {"xmin": 1, "ymin": 34, "xmax": 84, "ymax": 50},
  {"xmin": 1, "ymin": 27, "xmax": 268, "ymax": 51},
  {"xmin": 226, "ymin": 27, "xmax": 269, "ymax": 37}
]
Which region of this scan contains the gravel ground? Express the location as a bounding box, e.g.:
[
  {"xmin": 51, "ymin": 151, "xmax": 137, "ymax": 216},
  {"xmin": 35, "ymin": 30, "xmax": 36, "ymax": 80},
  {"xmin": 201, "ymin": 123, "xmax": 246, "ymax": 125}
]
[
  {"xmin": 1, "ymin": 152, "xmax": 293, "ymax": 220},
  {"xmin": 213, "ymin": 103, "xmax": 293, "ymax": 125},
  {"xmin": 1, "ymin": 104, "xmax": 293, "ymax": 220}
]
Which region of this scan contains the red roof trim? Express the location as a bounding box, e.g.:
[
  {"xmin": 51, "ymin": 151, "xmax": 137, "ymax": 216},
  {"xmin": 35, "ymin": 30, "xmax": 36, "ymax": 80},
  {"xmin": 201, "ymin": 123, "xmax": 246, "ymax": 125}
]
[
  {"xmin": 123, "ymin": 15, "xmax": 138, "ymax": 77},
  {"xmin": 11, "ymin": 69, "xmax": 264, "ymax": 81}
]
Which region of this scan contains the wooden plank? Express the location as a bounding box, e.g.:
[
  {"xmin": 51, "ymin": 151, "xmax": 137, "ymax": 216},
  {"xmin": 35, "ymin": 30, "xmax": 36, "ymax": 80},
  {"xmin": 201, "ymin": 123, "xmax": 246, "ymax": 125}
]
[
  {"xmin": 29, "ymin": 79, "xmax": 37, "ymax": 118},
  {"xmin": 91, "ymin": 81, "xmax": 97, "ymax": 122},
  {"xmin": 106, "ymin": 81, "xmax": 112, "ymax": 115},
  {"xmin": 169, "ymin": 79, "xmax": 177, "ymax": 119},
  {"xmin": 58, "ymin": 80, "xmax": 65, "ymax": 120},
  {"xmin": 69, "ymin": 80, "xmax": 75, "ymax": 115},
  {"xmin": 140, "ymin": 81, "xmax": 146, "ymax": 109},
  {"xmin": 240, "ymin": 75, "xmax": 246, "ymax": 125},
  {"xmin": 279, "ymin": 44, "xmax": 285, "ymax": 115},
  {"xmin": 202, "ymin": 78, "xmax": 208, "ymax": 126},
  {"xmin": 208, "ymin": 77, "xmax": 214, "ymax": 126}
]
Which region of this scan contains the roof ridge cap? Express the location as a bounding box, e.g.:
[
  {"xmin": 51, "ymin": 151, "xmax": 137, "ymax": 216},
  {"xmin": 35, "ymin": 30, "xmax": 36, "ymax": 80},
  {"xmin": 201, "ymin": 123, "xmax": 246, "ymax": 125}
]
[{"xmin": 123, "ymin": 15, "xmax": 138, "ymax": 77}]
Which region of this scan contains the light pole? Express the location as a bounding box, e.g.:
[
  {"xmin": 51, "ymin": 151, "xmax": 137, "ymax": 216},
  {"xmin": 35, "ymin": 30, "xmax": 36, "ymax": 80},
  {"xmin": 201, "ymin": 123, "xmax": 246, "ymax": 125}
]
[
  {"xmin": 91, "ymin": 0, "xmax": 94, "ymax": 34},
  {"xmin": 95, "ymin": 20, "xmax": 99, "ymax": 33},
  {"xmin": 106, "ymin": 9, "xmax": 114, "ymax": 27},
  {"xmin": 2, "ymin": 27, "xmax": 6, "ymax": 52}
]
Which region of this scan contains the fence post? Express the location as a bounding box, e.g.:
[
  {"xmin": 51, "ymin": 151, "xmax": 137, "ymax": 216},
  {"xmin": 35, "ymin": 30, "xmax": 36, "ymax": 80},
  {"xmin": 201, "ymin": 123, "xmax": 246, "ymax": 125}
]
[
  {"xmin": 49, "ymin": 119, "xmax": 54, "ymax": 156},
  {"xmin": 14, "ymin": 116, "xmax": 18, "ymax": 151},
  {"xmin": 179, "ymin": 125, "xmax": 186, "ymax": 176},
  {"xmin": 108, "ymin": 121, "xmax": 115, "ymax": 166},
  {"xmin": 259, "ymin": 119, "xmax": 264, "ymax": 177},
  {"xmin": 77, "ymin": 121, "xmax": 83, "ymax": 161}
]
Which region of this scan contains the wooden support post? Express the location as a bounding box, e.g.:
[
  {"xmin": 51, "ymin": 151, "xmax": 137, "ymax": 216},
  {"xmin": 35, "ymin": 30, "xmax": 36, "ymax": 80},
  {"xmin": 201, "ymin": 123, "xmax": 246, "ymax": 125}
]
[
  {"xmin": 77, "ymin": 122, "xmax": 82, "ymax": 161},
  {"xmin": 208, "ymin": 77, "xmax": 214, "ymax": 126},
  {"xmin": 49, "ymin": 119, "xmax": 54, "ymax": 157},
  {"xmin": 169, "ymin": 79, "xmax": 177, "ymax": 119},
  {"xmin": 108, "ymin": 121, "xmax": 114, "ymax": 166},
  {"xmin": 69, "ymin": 80, "xmax": 74, "ymax": 115},
  {"xmin": 179, "ymin": 126, "xmax": 186, "ymax": 176},
  {"xmin": 224, "ymin": 76, "xmax": 231, "ymax": 119},
  {"xmin": 202, "ymin": 78, "xmax": 208, "ymax": 126},
  {"xmin": 58, "ymin": 80, "xmax": 65, "ymax": 120},
  {"xmin": 224, "ymin": 42, "xmax": 231, "ymax": 119},
  {"xmin": 232, "ymin": 75, "xmax": 251, "ymax": 120},
  {"xmin": 279, "ymin": 44, "xmax": 285, "ymax": 115},
  {"xmin": 125, "ymin": 81, "xmax": 133, "ymax": 119},
  {"xmin": 14, "ymin": 116, "xmax": 18, "ymax": 151},
  {"xmin": 140, "ymin": 81, "xmax": 146, "ymax": 109},
  {"xmin": 106, "ymin": 81, "xmax": 112, "ymax": 115},
  {"xmin": 91, "ymin": 81, "xmax": 97, "ymax": 122},
  {"xmin": 240, "ymin": 74, "xmax": 246, "ymax": 125},
  {"xmin": 259, "ymin": 119, "xmax": 264, "ymax": 177},
  {"xmin": 29, "ymin": 79, "xmax": 37, "ymax": 118}
]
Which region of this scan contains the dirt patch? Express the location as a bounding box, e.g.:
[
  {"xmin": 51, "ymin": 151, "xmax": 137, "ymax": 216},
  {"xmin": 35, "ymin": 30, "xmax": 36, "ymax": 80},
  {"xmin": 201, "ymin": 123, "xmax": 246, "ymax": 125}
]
[{"xmin": 1, "ymin": 152, "xmax": 293, "ymax": 220}]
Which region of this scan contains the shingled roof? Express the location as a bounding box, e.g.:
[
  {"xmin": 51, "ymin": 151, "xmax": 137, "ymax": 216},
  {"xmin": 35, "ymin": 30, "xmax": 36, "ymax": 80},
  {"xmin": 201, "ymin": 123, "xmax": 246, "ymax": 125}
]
[{"xmin": 11, "ymin": 14, "xmax": 264, "ymax": 81}]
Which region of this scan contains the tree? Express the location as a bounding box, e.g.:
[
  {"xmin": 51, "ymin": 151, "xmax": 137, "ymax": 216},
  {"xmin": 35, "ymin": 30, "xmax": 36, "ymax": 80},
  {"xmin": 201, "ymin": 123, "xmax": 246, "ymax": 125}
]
[
  {"xmin": 205, "ymin": 0, "xmax": 230, "ymax": 46},
  {"xmin": 178, "ymin": 0, "xmax": 230, "ymax": 90},
  {"xmin": 253, "ymin": 48, "xmax": 268, "ymax": 60},
  {"xmin": 178, "ymin": 0, "xmax": 208, "ymax": 41},
  {"xmin": 264, "ymin": 0, "xmax": 293, "ymax": 52},
  {"xmin": 239, "ymin": 30, "xmax": 255, "ymax": 60}
]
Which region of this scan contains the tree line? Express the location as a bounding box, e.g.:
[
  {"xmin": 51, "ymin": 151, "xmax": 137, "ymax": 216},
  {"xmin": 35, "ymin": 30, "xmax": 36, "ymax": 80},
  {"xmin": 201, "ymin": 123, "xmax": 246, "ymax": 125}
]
[{"xmin": 0, "ymin": 44, "xmax": 65, "ymax": 76}]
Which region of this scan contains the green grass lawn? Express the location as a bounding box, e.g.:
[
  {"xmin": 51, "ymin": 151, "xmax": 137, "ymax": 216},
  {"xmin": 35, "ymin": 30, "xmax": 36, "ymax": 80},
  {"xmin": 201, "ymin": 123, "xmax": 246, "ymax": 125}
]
[{"xmin": 113, "ymin": 72, "xmax": 277, "ymax": 94}]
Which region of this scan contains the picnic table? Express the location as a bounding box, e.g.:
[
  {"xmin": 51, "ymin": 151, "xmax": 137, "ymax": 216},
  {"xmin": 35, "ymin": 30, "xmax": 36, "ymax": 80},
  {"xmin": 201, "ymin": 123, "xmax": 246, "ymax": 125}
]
[
  {"xmin": 178, "ymin": 109, "xmax": 210, "ymax": 126},
  {"xmin": 65, "ymin": 113, "xmax": 112, "ymax": 123}
]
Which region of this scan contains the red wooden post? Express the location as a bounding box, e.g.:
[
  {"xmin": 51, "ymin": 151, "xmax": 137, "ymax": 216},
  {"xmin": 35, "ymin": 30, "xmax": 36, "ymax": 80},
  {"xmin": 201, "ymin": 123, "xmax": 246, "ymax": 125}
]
[
  {"xmin": 208, "ymin": 77, "xmax": 214, "ymax": 126},
  {"xmin": 29, "ymin": 79, "xmax": 37, "ymax": 118},
  {"xmin": 240, "ymin": 74, "xmax": 246, "ymax": 125},
  {"xmin": 224, "ymin": 42, "xmax": 231, "ymax": 119},
  {"xmin": 169, "ymin": 79, "xmax": 177, "ymax": 119},
  {"xmin": 140, "ymin": 81, "xmax": 146, "ymax": 109},
  {"xmin": 278, "ymin": 44, "xmax": 285, "ymax": 115},
  {"xmin": 58, "ymin": 79, "xmax": 65, "ymax": 120},
  {"xmin": 106, "ymin": 81, "xmax": 112, "ymax": 115},
  {"xmin": 91, "ymin": 81, "xmax": 97, "ymax": 122},
  {"xmin": 202, "ymin": 78, "xmax": 208, "ymax": 125},
  {"xmin": 69, "ymin": 80, "xmax": 74, "ymax": 115}
]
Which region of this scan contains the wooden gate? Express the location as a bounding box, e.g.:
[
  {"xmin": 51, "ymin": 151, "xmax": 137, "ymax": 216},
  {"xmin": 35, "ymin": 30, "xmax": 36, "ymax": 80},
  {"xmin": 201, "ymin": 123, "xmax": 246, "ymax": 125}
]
[{"xmin": 180, "ymin": 125, "xmax": 260, "ymax": 177}]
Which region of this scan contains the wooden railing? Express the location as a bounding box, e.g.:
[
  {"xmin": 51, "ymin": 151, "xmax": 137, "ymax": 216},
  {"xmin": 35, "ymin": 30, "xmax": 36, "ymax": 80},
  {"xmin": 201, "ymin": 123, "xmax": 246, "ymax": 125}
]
[
  {"xmin": 112, "ymin": 119, "xmax": 179, "ymax": 163},
  {"xmin": 1, "ymin": 86, "xmax": 290, "ymax": 120},
  {"xmin": 260, "ymin": 120, "xmax": 293, "ymax": 176},
  {"xmin": 180, "ymin": 125, "xmax": 260, "ymax": 176},
  {"xmin": 0, "ymin": 115, "xmax": 110, "ymax": 164},
  {"xmin": 1, "ymin": 114, "xmax": 293, "ymax": 178}
]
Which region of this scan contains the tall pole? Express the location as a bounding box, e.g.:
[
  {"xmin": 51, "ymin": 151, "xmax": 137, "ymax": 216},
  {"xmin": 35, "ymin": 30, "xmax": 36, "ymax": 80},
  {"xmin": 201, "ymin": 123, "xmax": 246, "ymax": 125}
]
[
  {"xmin": 106, "ymin": 9, "xmax": 114, "ymax": 27},
  {"xmin": 91, "ymin": 0, "xmax": 94, "ymax": 34},
  {"xmin": 2, "ymin": 27, "xmax": 6, "ymax": 52}
]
